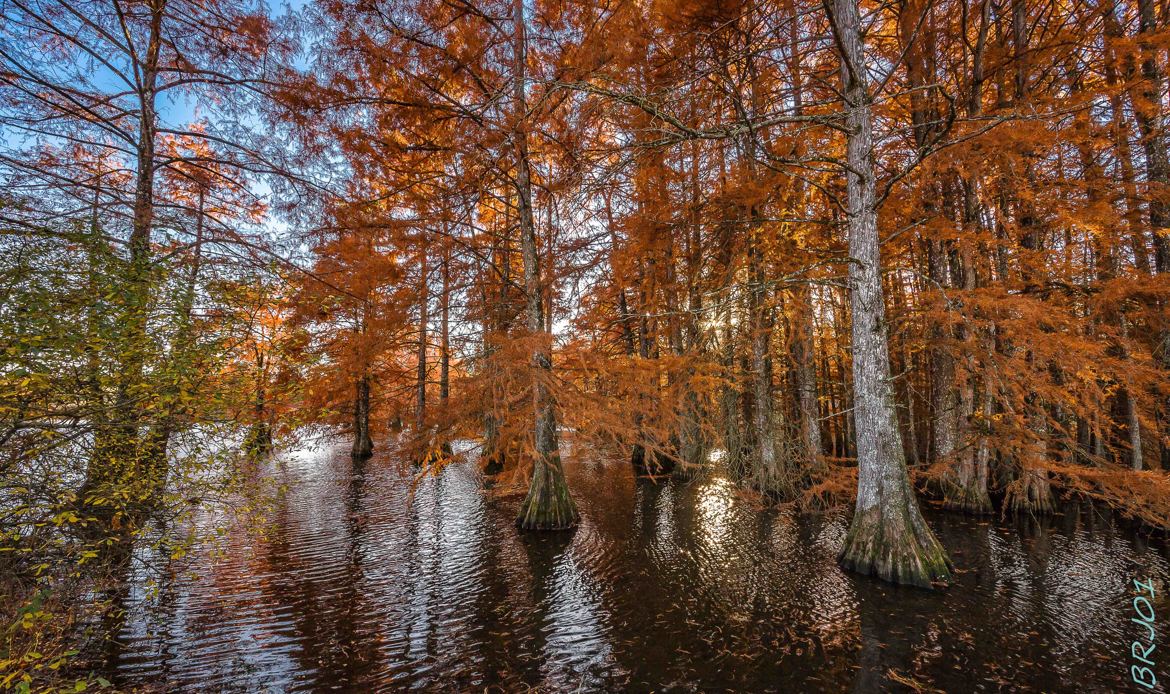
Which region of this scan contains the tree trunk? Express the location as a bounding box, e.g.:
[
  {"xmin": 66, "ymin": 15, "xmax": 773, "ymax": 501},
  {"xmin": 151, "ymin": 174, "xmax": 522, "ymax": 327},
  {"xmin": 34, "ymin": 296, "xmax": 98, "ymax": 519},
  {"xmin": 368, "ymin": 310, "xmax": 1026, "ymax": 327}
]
[
  {"xmin": 85, "ymin": 0, "xmax": 164, "ymax": 521},
  {"xmin": 438, "ymin": 240, "xmax": 452, "ymax": 456},
  {"xmin": 245, "ymin": 353, "xmax": 273, "ymax": 457},
  {"xmin": 927, "ymin": 238, "xmax": 960, "ymax": 469},
  {"xmin": 792, "ymin": 284, "xmax": 822, "ymax": 466},
  {"xmin": 1133, "ymin": 0, "xmax": 1170, "ymax": 271},
  {"xmin": 950, "ymin": 370, "xmax": 995, "ymax": 514},
  {"xmin": 1006, "ymin": 409, "xmax": 1055, "ymax": 514},
  {"xmin": 826, "ymin": 0, "xmax": 952, "ymax": 587},
  {"xmin": 1127, "ymin": 387, "xmax": 1145, "ymax": 471},
  {"xmin": 440, "ymin": 243, "xmax": 450, "ymax": 405},
  {"xmin": 630, "ymin": 270, "xmax": 653, "ymax": 474},
  {"xmin": 944, "ymin": 182, "xmax": 993, "ymax": 513},
  {"xmin": 786, "ymin": 12, "xmax": 823, "ymax": 468},
  {"xmin": 748, "ymin": 231, "xmax": 788, "ymax": 495},
  {"xmin": 416, "ymin": 238, "xmax": 429, "ymax": 437},
  {"xmin": 512, "ymin": 0, "xmax": 577, "ymax": 530},
  {"xmin": 482, "ymin": 196, "xmax": 510, "ymax": 476},
  {"xmin": 720, "ymin": 293, "xmax": 746, "ymax": 479},
  {"xmin": 676, "ymin": 145, "xmax": 707, "ymax": 478},
  {"xmin": 352, "ymin": 374, "xmax": 373, "ymax": 459},
  {"xmin": 1130, "ymin": 0, "xmax": 1170, "ymax": 468}
]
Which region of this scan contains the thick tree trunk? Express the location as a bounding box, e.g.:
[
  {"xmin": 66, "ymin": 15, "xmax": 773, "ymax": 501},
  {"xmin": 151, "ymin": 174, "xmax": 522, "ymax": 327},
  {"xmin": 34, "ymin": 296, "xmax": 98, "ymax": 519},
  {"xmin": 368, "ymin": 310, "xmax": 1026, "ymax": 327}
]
[
  {"xmin": 736, "ymin": 13, "xmax": 788, "ymax": 497},
  {"xmin": 512, "ymin": 0, "xmax": 577, "ymax": 529},
  {"xmin": 82, "ymin": 172, "xmax": 111, "ymax": 477},
  {"xmin": 945, "ymin": 381, "xmax": 992, "ymax": 514},
  {"xmin": 827, "ymin": 0, "xmax": 952, "ymax": 587},
  {"xmin": 630, "ymin": 273, "xmax": 653, "ymax": 474},
  {"xmin": 652, "ymin": 235, "xmax": 683, "ymax": 475},
  {"xmin": 720, "ymin": 297, "xmax": 746, "ymax": 479},
  {"xmin": 1133, "ymin": 0, "xmax": 1170, "ymax": 271},
  {"xmin": 1008, "ymin": 467, "xmax": 1055, "ymax": 515},
  {"xmin": 1129, "ymin": 0, "xmax": 1170, "ymax": 468},
  {"xmin": 943, "ymin": 179, "xmax": 993, "ymax": 513},
  {"xmin": 438, "ymin": 242, "xmax": 452, "ymax": 456},
  {"xmin": 948, "ymin": 372, "xmax": 994, "ymax": 513},
  {"xmin": 927, "ymin": 239, "xmax": 960, "ymax": 469},
  {"xmin": 1006, "ymin": 407, "xmax": 1055, "ymax": 514}
]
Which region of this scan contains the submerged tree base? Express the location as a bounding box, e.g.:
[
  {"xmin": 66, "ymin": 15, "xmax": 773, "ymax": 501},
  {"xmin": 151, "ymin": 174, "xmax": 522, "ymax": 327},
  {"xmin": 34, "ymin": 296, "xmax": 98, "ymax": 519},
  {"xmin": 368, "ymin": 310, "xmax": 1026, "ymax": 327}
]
[
  {"xmin": 839, "ymin": 505, "xmax": 954, "ymax": 589},
  {"xmin": 1006, "ymin": 468, "xmax": 1055, "ymax": 515},
  {"xmin": 517, "ymin": 454, "xmax": 580, "ymax": 530},
  {"xmin": 748, "ymin": 459, "xmax": 799, "ymax": 502},
  {"xmin": 352, "ymin": 437, "xmax": 373, "ymax": 460},
  {"xmin": 943, "ymin": 482, "xmax": 993, "ymax": 515},
  {"xmin": 943, "ymin": 493, "xmax": 994, "ymax": 515}
]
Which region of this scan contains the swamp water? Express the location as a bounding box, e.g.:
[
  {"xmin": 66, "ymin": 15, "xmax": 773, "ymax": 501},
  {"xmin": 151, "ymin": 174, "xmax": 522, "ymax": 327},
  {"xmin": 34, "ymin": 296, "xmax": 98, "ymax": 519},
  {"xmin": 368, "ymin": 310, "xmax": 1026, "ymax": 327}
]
[{"xmin": 109, "ymin": 442, "xmax": 1170, "ymax": 692}]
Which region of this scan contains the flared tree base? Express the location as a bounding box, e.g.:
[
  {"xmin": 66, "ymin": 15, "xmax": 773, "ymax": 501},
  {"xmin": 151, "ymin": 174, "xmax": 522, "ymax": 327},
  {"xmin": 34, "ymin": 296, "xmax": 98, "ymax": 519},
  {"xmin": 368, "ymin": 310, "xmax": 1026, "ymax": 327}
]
[
  {"xmin": 942, "ymin": 482, "xmax": 993, "ymax": 515},
  {"xmin": 351, "ymin": 436, "xmax": 373, "ymax": 460},
  {"xmin": 516, "ymin": 456, "xmax": 580, "ymax": 530},
  {"xmin": 1005, "ymin": 469, "xmax": 1055, "ymax": 515},
  {"xmin": 943, "ymin": 494, "xmax": 994, "ymax": 515},
  {"xmin": 516, "ymin": 498, "xmax": 579, "ymax": 530},
  {"xmin": 674, "ymin": 432, "xmax": 707, "ymax": 480},
  {"xmin": 839, "ymin": 505, "xmax": 954, "ymax": 589}
]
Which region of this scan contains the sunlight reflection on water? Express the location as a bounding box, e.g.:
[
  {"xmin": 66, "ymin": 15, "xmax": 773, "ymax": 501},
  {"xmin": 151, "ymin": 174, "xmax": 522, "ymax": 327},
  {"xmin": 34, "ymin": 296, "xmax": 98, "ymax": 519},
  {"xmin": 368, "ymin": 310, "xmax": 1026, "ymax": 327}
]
[{"xmin": 110, "ymin": 440, "xmax": 1170, "ymax": 692}]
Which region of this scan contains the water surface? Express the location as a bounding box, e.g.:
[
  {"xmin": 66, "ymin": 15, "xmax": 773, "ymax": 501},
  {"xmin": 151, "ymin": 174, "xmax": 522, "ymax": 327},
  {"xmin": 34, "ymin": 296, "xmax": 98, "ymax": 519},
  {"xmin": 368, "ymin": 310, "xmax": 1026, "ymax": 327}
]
[{"xmin": 112, "ymin": 443, "xmax": 1170, "ymax": 691}]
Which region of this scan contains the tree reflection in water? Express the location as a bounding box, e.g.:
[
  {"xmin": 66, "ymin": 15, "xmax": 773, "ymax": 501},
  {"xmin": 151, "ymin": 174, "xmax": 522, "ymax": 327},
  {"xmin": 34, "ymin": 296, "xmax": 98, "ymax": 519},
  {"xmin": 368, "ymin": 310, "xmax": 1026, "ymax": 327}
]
[{"xmin": 108, "ymin": 442, "xmax": 1169, "ymax": 691}]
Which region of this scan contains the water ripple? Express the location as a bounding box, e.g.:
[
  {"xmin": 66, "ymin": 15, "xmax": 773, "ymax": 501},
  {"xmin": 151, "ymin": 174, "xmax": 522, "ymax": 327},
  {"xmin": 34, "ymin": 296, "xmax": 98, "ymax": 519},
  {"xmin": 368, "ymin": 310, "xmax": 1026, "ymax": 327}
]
[{"xmin": 110, "ymin": 442, "xmax": 1170, "ymax": 692}]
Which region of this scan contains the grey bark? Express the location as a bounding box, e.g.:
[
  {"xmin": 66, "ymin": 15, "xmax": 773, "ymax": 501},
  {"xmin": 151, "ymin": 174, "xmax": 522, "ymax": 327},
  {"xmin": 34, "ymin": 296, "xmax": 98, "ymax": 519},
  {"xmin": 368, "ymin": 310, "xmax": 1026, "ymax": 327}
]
[
  {"xmin": 440, "ymin": 243, "xmax": 450, "ymax": 405},
  {"xmin": 826, "ymin": 0, "xmax": 952, "ymax": 587},
  {"xmin": 416, "ymin": 237, "xmax": 428, "ymax": 435},
  {"xmin": 512, "ymin": 0, "xmax": 577, "ymax": 529}
]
